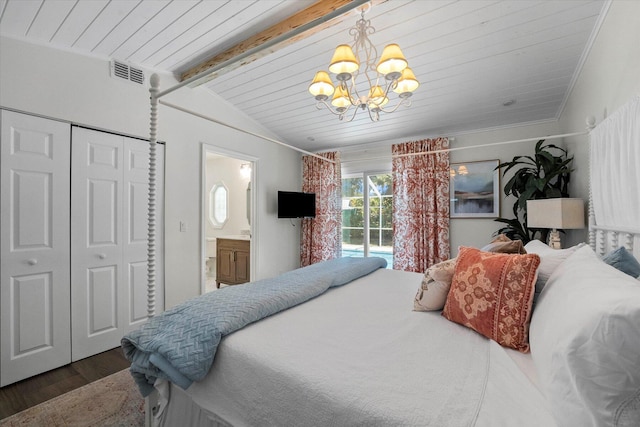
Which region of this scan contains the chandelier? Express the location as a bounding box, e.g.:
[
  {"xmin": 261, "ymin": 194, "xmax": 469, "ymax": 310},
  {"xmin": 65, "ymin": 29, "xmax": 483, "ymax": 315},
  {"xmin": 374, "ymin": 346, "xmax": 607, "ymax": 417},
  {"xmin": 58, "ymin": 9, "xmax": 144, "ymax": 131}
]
[{"xmin": 308, "ymin": 8, "xmax": 419, "ymax": 122}]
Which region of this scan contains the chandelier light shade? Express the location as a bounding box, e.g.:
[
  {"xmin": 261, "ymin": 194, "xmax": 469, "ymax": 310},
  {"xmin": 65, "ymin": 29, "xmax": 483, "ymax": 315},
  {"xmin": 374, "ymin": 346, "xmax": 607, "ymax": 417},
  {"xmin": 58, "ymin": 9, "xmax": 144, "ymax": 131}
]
[
  {"xmin": 309, "ymin": 8, "xmax": 419, "ymax": 121},
  {"xmin": 309, "ymin": 71, "xmax": 335, "ymax": 99},
  {"xmin": 332, "ymin": 85, "xmax": 352, "ymax": 110},
  {"xmin": 368, "ymin": 85, "xmax": 389, "ymax": 109},
  {"xmin": 329, "ymin": 44, "xmax": 359, "ymax": 79},
  {"xmin": 376, "ymin": 44, "xmax": 408, "ymax": 79},
  {"xmin": 394, "ymin": 67, "xmax": 420, "ymax": 96}
]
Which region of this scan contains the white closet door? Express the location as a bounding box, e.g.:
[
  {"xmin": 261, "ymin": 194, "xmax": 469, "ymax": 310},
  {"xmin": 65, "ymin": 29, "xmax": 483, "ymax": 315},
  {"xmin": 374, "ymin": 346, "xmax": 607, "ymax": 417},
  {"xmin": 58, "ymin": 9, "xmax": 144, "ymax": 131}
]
[
  {"xmin": 0, "ymin": 110, "xmax": 71, "ymax": 386},
  {"xmin": 122, "ymin": 138, "xmax": 154, "ymax": 334},
  {"xmin": 71, "ymin": 127, "xmax": 124, "ymax": 361},
  {"xmin": 71, "ymin": 128, "xmax": 161, "ymax": 360}
]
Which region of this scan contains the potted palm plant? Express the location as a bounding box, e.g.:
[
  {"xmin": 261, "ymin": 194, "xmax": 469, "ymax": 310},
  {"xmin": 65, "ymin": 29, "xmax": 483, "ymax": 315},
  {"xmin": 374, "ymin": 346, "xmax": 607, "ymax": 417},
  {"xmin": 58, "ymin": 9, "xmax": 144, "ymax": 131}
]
[{"xmin": 494, "ymin": 139, "xmax": 574, "ymax": 243}]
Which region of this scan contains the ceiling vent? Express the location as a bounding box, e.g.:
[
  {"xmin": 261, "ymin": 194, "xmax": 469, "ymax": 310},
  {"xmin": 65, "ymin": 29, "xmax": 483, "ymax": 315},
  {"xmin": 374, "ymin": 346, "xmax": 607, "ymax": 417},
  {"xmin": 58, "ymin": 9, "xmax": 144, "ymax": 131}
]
[{"xmin": 110, "ymin": 60, "xmax": 145, "ymax": 85}]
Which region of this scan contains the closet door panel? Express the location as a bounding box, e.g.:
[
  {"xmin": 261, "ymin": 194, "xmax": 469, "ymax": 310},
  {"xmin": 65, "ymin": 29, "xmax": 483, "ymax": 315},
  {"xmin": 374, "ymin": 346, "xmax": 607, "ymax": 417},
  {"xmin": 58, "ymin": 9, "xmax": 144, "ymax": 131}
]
[
  {"xmin": 1, "ymin": 110, "xmax": 71, "ymax": 387},
  {"xmin": 71, "ymin": 127, "xmax": 123, "ymax": 361},
  {"xmin": 123, "ymin": 139, "xmax": 152, "ymax": 333},
  {"xmin": 12, "ymin": 274, "xmax": 54, "ymax": 351},
  {"xmin": 129, "ymin": 261, "xmax": 148, "ymax": 324},
  {"xmin": 87, "ymin": 266, "xmax": 118, "ymax": 333}
]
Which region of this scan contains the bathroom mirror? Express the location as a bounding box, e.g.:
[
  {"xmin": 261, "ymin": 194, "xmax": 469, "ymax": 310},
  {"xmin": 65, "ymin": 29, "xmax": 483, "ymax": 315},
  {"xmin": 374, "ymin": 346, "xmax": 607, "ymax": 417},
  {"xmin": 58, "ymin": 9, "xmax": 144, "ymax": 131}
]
[
  {"xmin": 209, "ymin": 182, "xmax": 229, "ymax": 228},
  {"xmin": 246, "ymin": 181, "xmax": 251, "ymax": 225}
]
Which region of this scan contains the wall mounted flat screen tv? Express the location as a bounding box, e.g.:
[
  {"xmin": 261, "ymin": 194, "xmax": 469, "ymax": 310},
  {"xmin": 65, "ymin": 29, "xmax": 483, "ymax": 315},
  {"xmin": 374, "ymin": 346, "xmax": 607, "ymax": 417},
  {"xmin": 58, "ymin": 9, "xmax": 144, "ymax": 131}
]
[{"xmin": 278, "ymin": 191, "xmax": 316, "ymax": 218}]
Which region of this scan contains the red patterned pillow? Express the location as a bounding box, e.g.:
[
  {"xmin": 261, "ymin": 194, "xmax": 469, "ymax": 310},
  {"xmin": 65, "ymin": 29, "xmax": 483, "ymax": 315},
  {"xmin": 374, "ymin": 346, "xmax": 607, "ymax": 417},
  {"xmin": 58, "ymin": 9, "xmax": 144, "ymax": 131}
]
[{"xmin": 442, "ymin": 246, "xmax": 540, "ymax": 352}]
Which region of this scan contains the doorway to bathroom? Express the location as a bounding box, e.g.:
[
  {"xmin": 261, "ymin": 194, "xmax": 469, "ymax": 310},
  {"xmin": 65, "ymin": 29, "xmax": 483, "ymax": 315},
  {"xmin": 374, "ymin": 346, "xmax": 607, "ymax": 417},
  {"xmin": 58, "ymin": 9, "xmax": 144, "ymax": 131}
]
[{"xmin": 201, "ymin": 144, "xmax": 257, "ymax": 294}]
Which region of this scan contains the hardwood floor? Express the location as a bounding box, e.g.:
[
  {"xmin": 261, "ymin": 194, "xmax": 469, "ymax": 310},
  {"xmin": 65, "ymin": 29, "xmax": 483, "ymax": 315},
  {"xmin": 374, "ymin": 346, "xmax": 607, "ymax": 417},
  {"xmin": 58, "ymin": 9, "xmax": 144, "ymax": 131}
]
[{"xmin": 0, "ymin": 347, "xmax": 130, "ymax": 420}]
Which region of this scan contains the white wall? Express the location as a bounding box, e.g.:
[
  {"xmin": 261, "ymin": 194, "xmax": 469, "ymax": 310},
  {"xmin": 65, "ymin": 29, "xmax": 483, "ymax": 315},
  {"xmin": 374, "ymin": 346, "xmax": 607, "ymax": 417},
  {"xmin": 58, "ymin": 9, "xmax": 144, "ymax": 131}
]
[
  {"xmin": 342, "ymin": 0, "xmax": 640, "ymax": 257},
  {"xmin": 0, "ymin": 36, "xmax": 302, "ymax": 308},
  {"xmin": 448, "ymin": 122, "xmax": 562, "ymax": 254},
  {"xmin": 558, "ymin": 0, "xmax": 640, "ymax": 247},
  {"xmin": 449, "ymin": 0, "xmax": 640, "ymax": 251},
  {"xmin": 341, "ymin": 120, "xmax": 561, "ymax": 257}
]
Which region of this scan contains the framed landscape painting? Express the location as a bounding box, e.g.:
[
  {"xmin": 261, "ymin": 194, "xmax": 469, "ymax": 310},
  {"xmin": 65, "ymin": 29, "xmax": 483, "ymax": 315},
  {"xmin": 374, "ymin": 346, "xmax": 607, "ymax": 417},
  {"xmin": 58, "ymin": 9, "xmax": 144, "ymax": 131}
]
[{"xmin": 450, "ymin": 159, "xmax": 499, "ymax": 218}]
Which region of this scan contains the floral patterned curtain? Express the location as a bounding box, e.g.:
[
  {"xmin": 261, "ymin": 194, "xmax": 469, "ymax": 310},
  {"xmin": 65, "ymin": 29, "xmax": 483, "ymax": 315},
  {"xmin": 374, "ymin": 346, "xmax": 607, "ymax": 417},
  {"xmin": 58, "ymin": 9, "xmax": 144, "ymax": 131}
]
[
  {"xmin": 392, "ymin": 138, "xmax": 450, "ymax": 272},
  {"xmin": 300, "ymin": 152, "xmax": 342, "ymax": 267}
]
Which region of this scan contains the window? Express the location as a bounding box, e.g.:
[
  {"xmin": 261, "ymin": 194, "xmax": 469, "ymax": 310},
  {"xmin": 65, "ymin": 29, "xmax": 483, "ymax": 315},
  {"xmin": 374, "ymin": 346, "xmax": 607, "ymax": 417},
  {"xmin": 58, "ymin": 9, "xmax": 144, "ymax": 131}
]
[
  {"xmin": 341, "ymin": 173, "xmax": 393, "ymax": 268},
  {"xmin": 209, "ymin": 182, "xmax": 228, "ymax": 228}
]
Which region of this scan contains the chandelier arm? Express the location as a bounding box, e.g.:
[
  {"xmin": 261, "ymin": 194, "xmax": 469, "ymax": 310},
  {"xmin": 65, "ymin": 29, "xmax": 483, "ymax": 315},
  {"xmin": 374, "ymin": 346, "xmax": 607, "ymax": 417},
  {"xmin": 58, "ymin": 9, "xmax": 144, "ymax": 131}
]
[
  {"xmin": 376, "ymin": 97, "xmax": 412, "ymax": 114},
  {"xmin": 343, "ymin": 55, "xmax": 367, "ymax": 107},
  {"xmin": 366, "ymin": 107, "xmax": 375, "ymax": 121},
  {"xmin": 359, "ymin": 18, "xmax": 378, "ymax": 90},
  {"xmin": 343, "ymin": 80, "xmax": 361, "ymax": 108},
  {"xmin": 361, "ymin": 68, "xmax": 378, "ymax": 99},
  {"xmin": 367, "ymin": 79, "xmax": 397, "ymax": 108},
  {"xmin": 316, "ymin": 99, "xmax": 353, "ymax": 117},
  {"xmin": 383, "ymin": 80, "xmax": 396, "ymax": 98},
  {"xmin": 366, "ymin": 107, "xmax": 380, "ymax": 122},
  {"xmin": 342, "ymin": 105, "xmax": 360, "ymax": 122}
]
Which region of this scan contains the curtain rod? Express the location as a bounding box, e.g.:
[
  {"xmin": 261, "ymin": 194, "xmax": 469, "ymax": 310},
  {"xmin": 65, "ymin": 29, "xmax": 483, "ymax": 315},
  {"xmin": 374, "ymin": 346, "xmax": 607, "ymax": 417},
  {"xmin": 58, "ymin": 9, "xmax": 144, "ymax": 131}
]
[
  {"xmin": 158, "ymin": 100, "xmax": 336, "ymax": 164},
  {"xmin": 340, "ymin": 130, "xmax": 590, "ymax": 164}
]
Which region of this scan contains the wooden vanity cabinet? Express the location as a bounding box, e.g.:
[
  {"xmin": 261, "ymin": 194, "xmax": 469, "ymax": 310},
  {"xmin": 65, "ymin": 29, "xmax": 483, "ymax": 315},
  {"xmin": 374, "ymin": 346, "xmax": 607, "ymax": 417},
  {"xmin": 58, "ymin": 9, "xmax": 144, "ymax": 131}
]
[{"xmin": 216, "ymin": 238, "xmax": 250, "ymax": 288}]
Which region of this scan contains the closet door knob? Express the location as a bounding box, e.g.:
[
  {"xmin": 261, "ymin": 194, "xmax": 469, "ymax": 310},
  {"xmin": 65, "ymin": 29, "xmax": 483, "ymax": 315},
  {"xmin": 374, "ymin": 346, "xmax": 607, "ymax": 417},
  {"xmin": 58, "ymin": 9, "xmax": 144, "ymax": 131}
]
[
  {"xmin": 27, "ymin": 258, "xmax": 38, "ymax": 266},
  {"xmin": 98, "ymin": 253, "xmax": 107, "ymax": 260}
]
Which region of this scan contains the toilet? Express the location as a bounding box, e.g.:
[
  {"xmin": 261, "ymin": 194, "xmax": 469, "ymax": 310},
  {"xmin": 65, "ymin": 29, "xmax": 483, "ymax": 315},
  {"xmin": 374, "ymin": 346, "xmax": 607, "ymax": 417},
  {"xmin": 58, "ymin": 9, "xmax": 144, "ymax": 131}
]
[{"xmin": 206, "ymin": 238, "xmax": 216, "ymax": 277}]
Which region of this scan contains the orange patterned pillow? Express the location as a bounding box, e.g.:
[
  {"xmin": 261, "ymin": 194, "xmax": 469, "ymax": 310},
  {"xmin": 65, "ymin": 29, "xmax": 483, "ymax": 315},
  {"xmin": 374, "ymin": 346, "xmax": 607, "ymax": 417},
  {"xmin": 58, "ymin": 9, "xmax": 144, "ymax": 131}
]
[{"xmin": 442, "ymin": 246, "xmax": 540, "ymax": 352}]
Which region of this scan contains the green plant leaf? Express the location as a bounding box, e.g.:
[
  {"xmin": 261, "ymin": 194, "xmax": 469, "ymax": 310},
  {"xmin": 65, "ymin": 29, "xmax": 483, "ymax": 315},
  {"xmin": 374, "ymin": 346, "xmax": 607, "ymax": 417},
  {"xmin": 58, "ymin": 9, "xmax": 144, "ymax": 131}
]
[
  {"xmin": 534, "ymin": 178, "xmax": 546, "ymax": 191},
  {"xmin": 545, "ymin": 188, "xmax": 563, "ymax": 198},
  {"xmin": 542, "ymin": 143, "xmax": 568, "ymax": 155},
  {"xmin": 518, "ymin": 187, "xmax": 537, "ymax": 209},
  {"xmin": 494, "ymin": 139, "xmax": 573, "ymax": 242}
]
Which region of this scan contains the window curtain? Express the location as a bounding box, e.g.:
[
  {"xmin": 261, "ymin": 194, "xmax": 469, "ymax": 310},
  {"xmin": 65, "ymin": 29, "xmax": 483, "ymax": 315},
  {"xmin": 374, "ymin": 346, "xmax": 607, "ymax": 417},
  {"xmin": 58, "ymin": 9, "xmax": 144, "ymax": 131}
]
[
  {"xmin": 392, "ymin": 138, "xmax": 450, "ymax": 272},
  {"xmin": 301, "ymin": 152, "xmax": 342, "ymax": 267},
  {"xmin": 590, "ymin": 95, "xmax": 640, "ymax": 229}
]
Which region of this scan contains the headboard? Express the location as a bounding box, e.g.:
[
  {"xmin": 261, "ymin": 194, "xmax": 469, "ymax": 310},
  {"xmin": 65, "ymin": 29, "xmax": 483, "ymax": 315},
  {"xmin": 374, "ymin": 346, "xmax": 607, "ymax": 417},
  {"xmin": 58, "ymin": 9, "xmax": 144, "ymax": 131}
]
[{"xmin": 589, "ymin": 224, "xmax": 640, "ymax": 260}]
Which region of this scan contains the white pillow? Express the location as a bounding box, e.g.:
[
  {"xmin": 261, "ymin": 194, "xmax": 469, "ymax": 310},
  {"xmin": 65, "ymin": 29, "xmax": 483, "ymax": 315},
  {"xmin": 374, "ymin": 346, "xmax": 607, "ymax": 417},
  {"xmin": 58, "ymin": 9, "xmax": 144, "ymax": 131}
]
[
  {"xmin": 524, "ymin": 240, "xmax": 584, "ymax": 294},
  {"xmin": 413, "ymin": 258, "xmax": 456, "ymax": 311},
  {"xmin": 530, "ymin": 245, "xmax": 640, "ymax": 427}
]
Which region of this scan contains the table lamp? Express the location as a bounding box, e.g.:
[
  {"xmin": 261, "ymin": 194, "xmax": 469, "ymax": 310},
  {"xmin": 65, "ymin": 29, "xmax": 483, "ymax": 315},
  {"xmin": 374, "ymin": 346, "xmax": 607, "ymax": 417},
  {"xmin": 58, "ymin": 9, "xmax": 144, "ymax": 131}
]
[{"xmin": 526, "ymin": 198, "xmax": 585, "ymax": 249}]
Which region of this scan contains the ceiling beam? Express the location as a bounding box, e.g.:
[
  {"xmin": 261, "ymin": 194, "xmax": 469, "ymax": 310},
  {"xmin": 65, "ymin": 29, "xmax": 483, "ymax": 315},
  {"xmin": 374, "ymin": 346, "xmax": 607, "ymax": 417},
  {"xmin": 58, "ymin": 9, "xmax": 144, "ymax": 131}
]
[{"xmin": 179, "ymin": 0, "xmax": 379, "ymax": 86}]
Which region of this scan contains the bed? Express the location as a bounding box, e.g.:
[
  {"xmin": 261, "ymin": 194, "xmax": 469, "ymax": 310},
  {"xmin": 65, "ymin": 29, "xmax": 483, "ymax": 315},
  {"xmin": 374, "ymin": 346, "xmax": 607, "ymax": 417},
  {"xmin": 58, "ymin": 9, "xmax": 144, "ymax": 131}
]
[
  {"xmin": 125, "ymin": 86, "xmax": 640, "ymax": 426},
  {"xmin": 154, "ymin": 267, "xmax": 555, "ymax": 427},
  {"xmin": 125, "ymin": 236, "xmax": 640, "ymax": 427}
]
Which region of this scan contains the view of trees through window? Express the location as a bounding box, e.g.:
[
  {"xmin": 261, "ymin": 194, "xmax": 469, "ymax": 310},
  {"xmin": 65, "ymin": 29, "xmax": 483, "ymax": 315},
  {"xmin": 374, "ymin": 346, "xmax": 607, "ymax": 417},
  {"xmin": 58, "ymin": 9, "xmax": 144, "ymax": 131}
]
[{"xmin": 342, "ymin": 173, "xmax": 393, "ymax": 261}]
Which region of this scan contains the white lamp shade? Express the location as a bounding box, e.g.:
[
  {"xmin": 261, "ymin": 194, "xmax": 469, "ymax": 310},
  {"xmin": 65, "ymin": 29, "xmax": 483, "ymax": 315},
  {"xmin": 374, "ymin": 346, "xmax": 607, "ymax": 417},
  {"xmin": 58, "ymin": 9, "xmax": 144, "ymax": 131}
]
[
  {"xmin": 376, "ymin": 44, "xmax": 408, "ymax": 76},
  {"xmin": 331, "ymin": 85, "xmax": 352, "ymax": 108},
  {"xmin": 309, "ymin": 71, "xmax": 335, "ymax": 98},
  {"xmin": 393, "ymin": 67, "xmax": 420, "ymax": 94},
  {"xmin": 329, "ymin": 44, "xmax": 359, "ymax": 75},
  {"xmin": 527, "ymin": 198, "xmax": 585, "ymax": 229},
  {"xmin": 367, "ymin": 85, "xmax": 389, "ymax": 108}
]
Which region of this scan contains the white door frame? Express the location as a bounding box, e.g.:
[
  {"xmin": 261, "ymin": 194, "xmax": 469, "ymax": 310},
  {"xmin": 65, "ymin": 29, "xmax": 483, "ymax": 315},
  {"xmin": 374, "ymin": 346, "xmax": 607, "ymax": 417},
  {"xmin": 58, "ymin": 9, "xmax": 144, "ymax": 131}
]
[{"xmin": 200, "ymin": 143, "xmax": 258, "ymax": 294}]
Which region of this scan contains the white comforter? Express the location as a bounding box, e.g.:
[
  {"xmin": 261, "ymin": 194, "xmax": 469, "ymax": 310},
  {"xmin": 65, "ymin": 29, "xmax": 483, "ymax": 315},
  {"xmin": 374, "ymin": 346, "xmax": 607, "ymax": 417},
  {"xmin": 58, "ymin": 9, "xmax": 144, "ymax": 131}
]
[{"xmin": 158, "ymin": 269, "xmax": 556, "ymax": 427}]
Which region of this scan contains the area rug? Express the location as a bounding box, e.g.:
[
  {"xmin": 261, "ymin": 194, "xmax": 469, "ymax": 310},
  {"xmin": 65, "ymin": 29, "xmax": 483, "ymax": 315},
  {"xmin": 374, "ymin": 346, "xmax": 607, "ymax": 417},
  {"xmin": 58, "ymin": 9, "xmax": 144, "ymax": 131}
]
[{"xmin": 0, "ymin": 369, "xmax": 144, "ymax": 427}]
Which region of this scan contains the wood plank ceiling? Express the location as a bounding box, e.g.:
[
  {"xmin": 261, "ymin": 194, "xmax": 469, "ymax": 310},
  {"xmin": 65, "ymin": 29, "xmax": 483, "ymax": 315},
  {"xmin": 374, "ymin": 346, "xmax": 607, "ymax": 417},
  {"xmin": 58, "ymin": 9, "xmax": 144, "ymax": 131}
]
[{"xmin": 0, "ymin": 0, "xmax": 608, "ymax": 152}]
